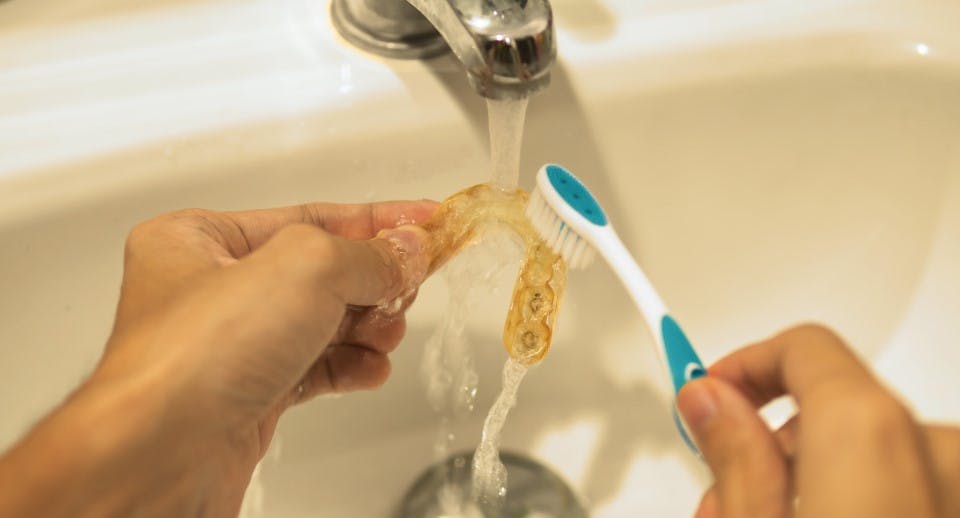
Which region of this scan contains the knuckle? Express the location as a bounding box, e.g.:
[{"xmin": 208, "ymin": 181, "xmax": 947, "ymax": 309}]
[
  {"xmin": 296, "ymin": 203, "xmax": 330, "ymax": 228},
  {"xmin": 815, "ymin": 388, "xmax": 915, "ymax": 442},
  {"xmin": 371, "ymin": 241, "xmax": 403, "ymax": 294},
  {"xmin": 166, "ymin": 207, "xmax": 215, "ymax": 221},
  {"xmin": 124, "ymin": 220, "xmax": 155, "ymax": 253},
  {"xmin": 856, "ymin": 393, "xmax": 914, "ymax": 434},
  {"xmin": 782, "ymin": 322, "xmax": 855, "ymax": 371},
  {"xmin": 789, "ymin": 322, "xmax": 846, "ymax": 347},
  {"xmin": 124, "ymin": 208, "xmax": 215, "ymax": 255}
]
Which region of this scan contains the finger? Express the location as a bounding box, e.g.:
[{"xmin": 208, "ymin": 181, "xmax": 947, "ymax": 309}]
[
  {"xmin": 678, "ymin": 377, "xmax": 791, "ymax": 518},
  {"xmin": 925, "ymin": 425, "xmax": 960, "ymax": 483},
  {"xmin": 296, "ymin": 344, "xmax": 392, "ymax": 401},
  {"xmin": 338, "ymin": 289, "xmax": 419, "ymax": 353},
  {"xmin": 924, "ymin": 425, "xmax": 960, "ymax": 516},
  {"xmin": 707, "ymin": 325, "xmax": 939, "ymax": 518},
  {"xmin": 258, "ymin": 223, "xmax": 430, "ymax": 306},
  {"xmin": 707, "ymin": 324, "xmax": 881, "ymax": 409},
  {"xmin": 340, "ymin": 315, "xmax": 407, "ymax": 355},
  {"xmin": 220, "ymin": 200, "xmax": 438, "ymax": 254},
  {"xmin": 774, "ymin": 414, "xmax": 800, "ymax": 458},
  {"xmin": 772, "ymin": 417, "xmax": 799, "ymax": 502},
  {"xmin": 695, "ymin": 418, "xmax": 800, "ymax": 512},
  {"xmin": 694, "ymin": 486, "xmax": 718, "ymax": 518},
  {"xmin": 331, "ymin": 306, "xmax": 367, "ymax": 344}
]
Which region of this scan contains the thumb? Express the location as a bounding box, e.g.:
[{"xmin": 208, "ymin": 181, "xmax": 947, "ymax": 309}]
[
  {"xmin": 254, "ymin": 223, "xmax": 431, "ymax": 306},
  {"xmin": 336, "ymin": 224, "xmax": 432, "ymax": 305},
  {"xmin": 678, "ymin": 377, "xmax": 791, "ymax": 518}
]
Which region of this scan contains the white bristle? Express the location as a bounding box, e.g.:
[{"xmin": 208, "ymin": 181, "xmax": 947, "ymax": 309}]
[
  {"xmin": 568, "ymin": 239, "xmax": 588, "ymax": 269},
  {"xmin": 554, "ymin": 227, "xmax": 572, "ymax": 254},
  {"xmin": 547, "ymin": 229, "xmax": 560, "ymax": 252},
  {"xmin": 527, "ymin": 191, "xmax": 544, "ymax": 219},
  {"xmin": 526, "ymin": 182, "xmax": 599, "ymax": 271},
  {"xmin": 543, "ymin": 213, "xmax": 560, "ymax": 242},
  {"xmin": 552, "ymin": 226, "xmax": 568, "ymax": 251},
  {"xmin": 581, "ymin": 247, "xmax": 597, "ymax": 268},
  {"xmin": 573, "ymin": 238, "xmax": 588, "ymax": 260},
  {"xmin": 547, "ymin": 222, "xmax": 564, "ymax": 250},
  {"xmin": 528, "ymin": 192, "xmax": 544, "ymax": 216},
  {"xmin": 548, "ymin": 226, "xmax": 561, "ymax": 249},
  {"xmin": 535, "ymin": 195, "xmax": 552, "ymax": 224},
  {"xmin": 529, "ymin": 193, "xmax": 556, "ymax": 242},
  {"xmin": 560, "ymin": 230, "xmax": 578, "ymax": 259}
]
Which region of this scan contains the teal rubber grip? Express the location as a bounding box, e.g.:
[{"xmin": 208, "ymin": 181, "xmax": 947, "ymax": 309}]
[{"xmin": 661, "ymin": 315, "xmax": 707, "ymax": 394}]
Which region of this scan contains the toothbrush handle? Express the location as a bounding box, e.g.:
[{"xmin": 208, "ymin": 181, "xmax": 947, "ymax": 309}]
[
  {"xmin": 594, "ymin": 229, "xmax": 666, "ymax": 330},
  {"xmin": 593, "ymin": 229, "xmax": 708, "ymax": 456},
  {"xmin": 660, "ymin": 315, "xmax": 707, "ymax": 392},
  {"xmin": 594, "ymin": 229, "xmax": 706, "ymax": 394}
]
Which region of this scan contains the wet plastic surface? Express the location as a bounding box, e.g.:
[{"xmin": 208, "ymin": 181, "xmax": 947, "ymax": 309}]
[{"xmin": 423, "ymin": 183, "xmax": 567, "ymax": 365}]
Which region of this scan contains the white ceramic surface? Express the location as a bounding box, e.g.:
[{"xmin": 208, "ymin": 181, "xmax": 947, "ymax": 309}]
[{"xmin": 2, "ymin": 0, "xmax": 959, "ymax": 515}]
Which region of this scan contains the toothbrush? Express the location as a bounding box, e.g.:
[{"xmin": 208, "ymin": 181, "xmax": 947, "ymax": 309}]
[{"xmin": 526, "ymin": 163, "xmax": 707, "ymax": 454}]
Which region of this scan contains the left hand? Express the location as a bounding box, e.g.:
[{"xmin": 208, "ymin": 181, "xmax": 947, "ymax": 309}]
[{"xmin": 0, "ymin": 200, "xmax": 437, "ymax": 518}]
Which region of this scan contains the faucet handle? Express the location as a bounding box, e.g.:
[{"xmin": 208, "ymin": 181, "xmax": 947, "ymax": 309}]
[{"xmin": 331, "ymin": 0, "xmax": 449, "ymax": 59}]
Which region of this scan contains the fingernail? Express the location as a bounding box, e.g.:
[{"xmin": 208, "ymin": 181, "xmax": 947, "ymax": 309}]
[
  {"xmin": 378, "ymin": 225, "xmax": 430, "ymax": 282},
  {"xmin": 379, "ymin": 225, "xmax": 427, "ymax": 255},
  {"xmin": 678, "ymin": 379, "xmax": 719, "ymax": 433}
]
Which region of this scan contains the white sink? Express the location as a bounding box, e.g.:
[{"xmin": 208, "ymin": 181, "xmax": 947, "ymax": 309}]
[{"xmin": 2, "ymin": 0, "xmax": 959, "ymax": 515}]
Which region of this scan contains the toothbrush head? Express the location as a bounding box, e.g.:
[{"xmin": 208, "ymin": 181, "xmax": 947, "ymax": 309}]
[{"xmin": 526, "ymin": 164, "xmax": 606, "ymax": 270}]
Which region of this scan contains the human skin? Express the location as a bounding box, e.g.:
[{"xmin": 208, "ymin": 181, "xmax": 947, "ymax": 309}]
[
  {"xmin": 0, "ymin": 200, "xmax": 437, "ymax": 518},
  {"xmin": 1, "ymin": 202, "xmax": 957, "ymax": 518},
  {"xmin": 678, "ymin": 324, "xmax": 960, "ymax": 518}
]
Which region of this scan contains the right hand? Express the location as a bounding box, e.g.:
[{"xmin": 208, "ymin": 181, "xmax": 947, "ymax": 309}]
[{"xmin": 677, "ymin": 324, "xmax": 960, "ymax": 518}]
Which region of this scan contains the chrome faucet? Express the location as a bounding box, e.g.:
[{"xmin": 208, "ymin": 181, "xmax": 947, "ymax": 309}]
[{"xmin": 331, "ymin": 0, "xmax": 556, "ymax": 99}]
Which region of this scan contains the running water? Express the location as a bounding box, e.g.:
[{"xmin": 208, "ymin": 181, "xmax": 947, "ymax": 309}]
[
  {"xmin": 419, "ymin": 93, "xmax": 536, "ymax": 516},
  {"xmin": 470, "ymin": 97, "xmax": 533, "ymax": 512},
  {"xmin": 471, "ymin": 358, "xmax": 528, "ymax": 506},
  {"xmin": 421, "ymin": 232, "xmax": 521, "ymax": 516},
  {"xmin": 487, "ymin": 98, "xmax": 529, "ymax": 192}
]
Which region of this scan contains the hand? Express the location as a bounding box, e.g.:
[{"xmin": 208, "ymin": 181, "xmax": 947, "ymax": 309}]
[
  {"xmin": 0, "ymin": 200, "xmax": 437, "ymax": 518},
  {"xmin": 677, "ymin": 324, "xmax": 960, "ymax": 518}
]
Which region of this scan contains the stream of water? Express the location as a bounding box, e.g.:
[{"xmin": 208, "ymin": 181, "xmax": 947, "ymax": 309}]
[
  {"xmin": 422, "ymin": 230, "xmax": 521, "ymax": 516},
  {"xmin": 487, "ymin": 98, "xmax": 529, "ymax": 192},
  {"xmin": 420, "ymin": 96, "xmax": 534, "ymax": 517},
  {"xmin": 470, "ymin": 358, "xmax": 528, "ymax": 506},
  {"xmin": 467, "ymin": 98, "xmax": 533, "ymax": 511}
]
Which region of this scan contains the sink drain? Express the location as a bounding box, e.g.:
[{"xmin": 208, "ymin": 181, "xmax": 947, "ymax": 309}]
[{"xmin": 395, "ymin": 450, "xmax": 588, "ymax": 518}]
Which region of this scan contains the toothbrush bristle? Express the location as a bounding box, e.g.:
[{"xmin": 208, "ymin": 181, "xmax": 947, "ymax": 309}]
[{"xmin": 525, "ymin": 187, "xmax": 595, "ymax": 270}]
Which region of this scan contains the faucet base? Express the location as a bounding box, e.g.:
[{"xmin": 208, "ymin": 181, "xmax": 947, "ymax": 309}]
[{"xmin": 330, "ymin": 0, "xmax": 450, "ymax": 60}]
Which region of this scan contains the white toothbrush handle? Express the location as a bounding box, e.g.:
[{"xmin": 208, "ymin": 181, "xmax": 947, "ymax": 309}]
[
  {"xmin": 590, "ymin": 226, "xmax": 706, "ymax": 392},
  {"xmin": 593, "ymin": 228, "xmax": 668, "ymax": 348}
]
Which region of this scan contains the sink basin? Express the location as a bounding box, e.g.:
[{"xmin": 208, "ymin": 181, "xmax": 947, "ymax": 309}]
[{"xmin": 2, "ymin": 0, "xmax": 959, "ymax": 515}]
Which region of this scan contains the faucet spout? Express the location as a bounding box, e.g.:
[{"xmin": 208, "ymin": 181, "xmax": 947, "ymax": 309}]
[
  {"xmin": 406, "ymin": 0, "xmax": 555, "ymax": 99},
  {"xmin": 331, "ymin": 0, "xmax": 556, "ymax": 99}
]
